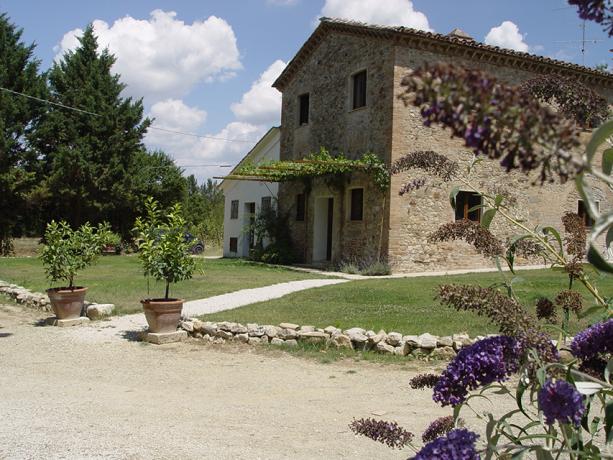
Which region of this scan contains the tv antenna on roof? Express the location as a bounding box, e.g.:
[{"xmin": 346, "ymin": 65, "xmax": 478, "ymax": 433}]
[{"xmin": 552, "ymin": 6, "xmax": 605, "ymax": 65}]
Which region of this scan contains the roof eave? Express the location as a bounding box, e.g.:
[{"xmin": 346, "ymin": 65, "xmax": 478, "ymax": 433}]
[{"xmin": 273, "ymin": 17, "xmax": 613, "ymax": 92}]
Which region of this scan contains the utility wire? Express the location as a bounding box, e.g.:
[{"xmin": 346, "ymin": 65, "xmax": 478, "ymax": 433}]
[
  {"xmin": 0, "ymin": 86, "xmax": 258, "ymax": 144},
  {"xmin": 148, "ymin": 126, "xmax": 255, "ymax": 143},
  {"xmin": 0, "ymin": 86, "xmax": 101, "ymax": 117}
]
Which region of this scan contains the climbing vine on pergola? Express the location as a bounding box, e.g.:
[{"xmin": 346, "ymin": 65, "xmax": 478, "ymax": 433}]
[{"xmin": 219, "ymin": 149, "xmax": 390, "ymax": 190}]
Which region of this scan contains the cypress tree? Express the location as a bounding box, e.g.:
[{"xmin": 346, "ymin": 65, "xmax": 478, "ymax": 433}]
[
  {"xmin": 0, "ymin": 13, "xmax": 46, "ymax": 253},
  {"xmin": 33, "ymin": 25, "xmax": 151, "ymax": 234}
]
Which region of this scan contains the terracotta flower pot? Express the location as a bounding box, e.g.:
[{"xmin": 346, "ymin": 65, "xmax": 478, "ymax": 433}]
[
  {"xmin": 46, "ymin": 286, "xmax": 88, "ymax": 320},
  {"xmin": 141, "ymin": 298, "xmax": 184, "ymax": 333}
]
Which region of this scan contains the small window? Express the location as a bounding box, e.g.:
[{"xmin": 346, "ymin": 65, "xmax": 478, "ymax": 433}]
[
  {"xmin": 352, "ymin": 70, "xmax": 367, "ymax": 110},
  {"xmin": 229, "ymin": 237, "xmax": 238, "ymax": 253},
  {"xmin": 298, "ymin": 93, "xmax": 309, "ymax": 125},
  {"xmin": 261, "ymin": 196, "xmax": 272, "ymax": 213},
  {"xmin": 296, "ymin": 193, "xmax": 305, "ymax": 221},
  {"xmin": 455, "ymin": 191, "xmax": 482, "ymax": 222},
  {"xmin": 578, "ymin": 200, "xmax": 597, "ymax": 228},
  {"xmin": 350, "ymin": 188, "xmax": 364, "ymax": 221},
  {"xmin": 230, "ymin": 200, "xmax": 239, "ymax": 219}
]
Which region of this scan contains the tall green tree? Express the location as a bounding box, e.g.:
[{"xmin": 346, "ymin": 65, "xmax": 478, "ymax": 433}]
[
  {"xmin": 130, "ymin": 149, "xmax": 187, "ymax": 217},
  {"xmin": 184, "ymin": 176, "xmax": 224, "ymax": 247},
  {"xmin": 0, "ymin": 13, "xmax": 47, "ymax": 254},
  {"xmin": 33, "ymin": 25, "xmax": 150, "ymax": 235}
]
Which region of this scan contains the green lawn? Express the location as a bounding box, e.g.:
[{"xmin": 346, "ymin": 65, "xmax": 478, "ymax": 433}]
[
  {"xmin": 201, "ymin": 267, "xmax": 612, "ymax": 336},
  {"xmin": 0, "ymin": 256, "xmax": 329, "ymax": 315}
]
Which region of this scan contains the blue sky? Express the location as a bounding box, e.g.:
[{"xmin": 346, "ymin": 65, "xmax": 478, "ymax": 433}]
[{"xmin": 2, "ymin": 0, "xmax": 611, "ymax": 180}]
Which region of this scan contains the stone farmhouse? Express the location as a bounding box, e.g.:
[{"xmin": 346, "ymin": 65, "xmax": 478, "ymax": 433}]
[
  {"xmin": 263, "ymin": 17, "xmax": 613, "ymax": 273},
  {"xmin": 220, "ymin": 127, "xmax": 280, "ymax": 258}
]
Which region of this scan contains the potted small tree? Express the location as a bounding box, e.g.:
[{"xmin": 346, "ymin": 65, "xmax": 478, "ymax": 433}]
[
  {"xmin": 41, "ymin": 220, "xmax": 113, "ymax": 319},
  {"xmin": 134, "ymin": 198, "xmax": 196, "ymax": 333}
]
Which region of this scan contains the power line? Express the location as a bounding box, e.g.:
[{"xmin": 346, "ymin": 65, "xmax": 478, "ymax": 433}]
[
  {"xmin": 0, "ymin": 87, "xmax": 101, "ymax": 117},
  {"xmin": 148, "ymin": 125, "xmax": 255, "ymax": 143},
  {"xmin": 0, "ymin": 86, "xmax": 258, "ymax": 144}
]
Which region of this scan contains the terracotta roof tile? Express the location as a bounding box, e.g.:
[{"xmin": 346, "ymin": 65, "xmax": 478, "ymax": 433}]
[{"xmin": 273, "ymin": 17, "xmax": 613, "ymax": 90}]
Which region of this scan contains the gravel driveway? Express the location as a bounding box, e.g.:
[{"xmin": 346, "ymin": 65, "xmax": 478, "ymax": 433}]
[{"xmin": 0, "ymin": 304, "xmax": 512, "ymax": 459}]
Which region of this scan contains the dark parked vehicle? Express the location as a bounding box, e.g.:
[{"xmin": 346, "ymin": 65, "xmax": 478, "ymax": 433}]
[{"xmin": 184, "ymin": 233, "xmax": 204, "ymax": 255}]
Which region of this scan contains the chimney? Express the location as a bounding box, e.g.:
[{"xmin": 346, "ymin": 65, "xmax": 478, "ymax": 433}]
[{"xmin": 447, "ymin": 28, "xmax": 475, "ymax": 41}]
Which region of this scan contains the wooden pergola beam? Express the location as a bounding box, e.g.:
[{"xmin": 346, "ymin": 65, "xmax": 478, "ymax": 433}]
[{"xmin": 215, "ymin": 175, "xmax": 281, "ymax": 182}]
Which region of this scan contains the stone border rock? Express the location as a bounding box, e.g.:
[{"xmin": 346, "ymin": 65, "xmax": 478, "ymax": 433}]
[
  {"xmin": 0, "ymin": 280, "xmax": 115, "ymax": 320},
  {"xmin": 179, "ymin": 319, "xmax": 497, "ymax": 360}
]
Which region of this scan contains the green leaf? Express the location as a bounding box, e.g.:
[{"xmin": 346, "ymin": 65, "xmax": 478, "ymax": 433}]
[
  {"xmin": 516, "ymin": 379, "xmax": 530, "ymax": 418},
  {"xmin": 605, "ymin": 358, "xmax": 613, "ymax": 384},
  {"xmin": 586, "ymin": 119, "xmax": 613, "ymax": 164},
  {"xmin": 542, "ymin": 227, "xmax": 563, "ymax": 254},
  {"xmin": 574, "ymin": 381, "xmax": 603, "ymax": 396},
  {"xmin": 468, "ymin": 204, "xmax": 486, "ymax": 213},
  {"xmin": 449, "ymin": 186, "xmax": 460, "ymax": 209},
  {"xmin": 607, "ymin": 227, "xmax": 613, "ymax": 249},
  {"xmin": 587, "ymin": 245, "xmax": 613, "ymax": 274},
  {"xmin": 481, "ymin": 208, "xmax": 497, "ymax": 229},
  {"xmin": 495, "ymin": 194, "xmax": 504, "ymax": 207},
  {"xmin": 602, "ymin": 148, "xmax": 613, "ymax": 175},
  {"xmin": 534, "ymin": 447, "xmax": 555, "ymax": 460},
  {"xmin": 605, "ymin": 401, "xmax": 613, "ymax": 444},
  {"xmin": 536, "ymin": 368, "xmax": 546, "ymax": 386}
]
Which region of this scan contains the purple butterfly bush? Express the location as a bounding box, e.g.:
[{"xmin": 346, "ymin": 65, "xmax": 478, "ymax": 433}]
[
  {"xmin": 568, "ymin": 0, "xmax": 613, "ymax": 37},
  {"xmin": 413, "ymin": 428, "xmax": 480, "ymax": 460},
  {"xmin": 400, "ymin": 64, "xmax": 583, "ymax": 184},
  {"xmin": 433, "ymin": 336, "xmax": 521, "ymax": 407},
  {"xmin": 421, "ymin": 415, "xmax": 457, "ymax": 443},
  {"xmin": 349, "ymin": 418, "xmax": 413, "ymax": 449},
  {"xmin": 570, "ymin": 319, "xmax": 613, "ymax": 375},
  {"xmin": 571, "ymin": 319, "xmax": 613, "ymax": 360},
  {"xmin": 537, "ymin": 379, "xmax": 585, "ymax": 427}
]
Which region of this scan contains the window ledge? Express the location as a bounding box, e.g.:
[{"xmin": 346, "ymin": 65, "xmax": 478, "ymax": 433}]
[{"xmin": 349, "ymin": 106, "xmax": 368, "ymax": 113}]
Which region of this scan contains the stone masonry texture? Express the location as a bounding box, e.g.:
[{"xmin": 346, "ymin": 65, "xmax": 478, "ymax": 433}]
[{"xmin": 277, "ymin": 25, "xmax": 613, "ymax": 272}]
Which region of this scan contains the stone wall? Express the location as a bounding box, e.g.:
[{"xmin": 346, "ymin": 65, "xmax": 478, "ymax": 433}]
[
  {"xmin": 0, "ymin": 280, "xmax": 114, "ymax": 319},
  {"xmin": 278, "ymin": 32, "xmax": 395, "ymax": 265},
  {"xmin": 277, "ymin": 28, "xmax": 613, "ymax": 272},
  {"xmin": 179, "ymin": 318, "xmax": 493, "ymax": 360},
  {"xmin": 388, "ymin": 45, "xmax": 613, "ymax": 272}
]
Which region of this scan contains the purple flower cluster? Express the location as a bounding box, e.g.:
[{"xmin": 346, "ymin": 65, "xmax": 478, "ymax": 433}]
[
  {"xmin": 421, "ymin": 415, "xmax": 456, "ymax": 443},
  {"xmin": 413, "ymin": 428, "xmax": 480, "ymax": 460},
  {"xmin": 349, "ymin": 418, "xmax": 414, "ymax": 449},
  {"xmin": 538, "ymin": 379, "xmax": 585, "ymax": 427},
  {"xmin": 433, "ymin": 336, "xmax": 521, "ymax": 407},
  {"xmin": 568, "ymin": 0, "xmax": 613, "ymax": 37},
  {"xmin": 571, "ymin": 319, "xmax": 613, "ymax": 360},
  {"xmin": 410, "ymin": 373, "xmax": 441, "ymax": 389},
  {"xmin": 400, "ymin": 64, "xmax": 583, "ymax": 183}
]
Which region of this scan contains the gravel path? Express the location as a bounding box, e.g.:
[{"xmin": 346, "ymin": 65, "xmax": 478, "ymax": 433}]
[
  {"xmin": 69, "ymin": 279, "xmax": 349, "ymax": 343},
  {"xmin": 182, "ymin": 278, "xmax": 349, "ymax": 316},
  {"xmin": 0, "ymin": 304, "xmax": 515, "ymax": 459}
]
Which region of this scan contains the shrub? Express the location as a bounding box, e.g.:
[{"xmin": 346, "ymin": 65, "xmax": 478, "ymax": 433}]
[
  {"xmin": 248, "ymin": 202, "xmax": 296, "ymax": 265},
  {"xmin": 133, "ymin": 198, "xmax": 196, "ymax": 300},
  {"xmin": 40, "ymin": 220, "xmax": 113, "ymax": 288},
  {"xmin": 338, "ymin": 257, "xmax": 391, "ymax": 276}
]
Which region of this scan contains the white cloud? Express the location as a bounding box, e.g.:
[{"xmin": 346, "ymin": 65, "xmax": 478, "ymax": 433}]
[
  {"xmin": 54, "ymin": 10, "xmax": 241, "ymax": 101},
  {"xmin": 484, "ymin": 21, "xmax": 529, "ymax": 52},
  {"xmin": 320, "ymin": 0, "xmax": 431, "ymax": 31},
  {"xmin": 150, "ymin": 99, "xmax": 207, "ymax": 131},
  {"xmin": 231, "ymin": 59, "xmax": 286, "ymax": 125},
  {"xmin": 145, "ymin": 60, "xmax": 285, "ymax": 180}
]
